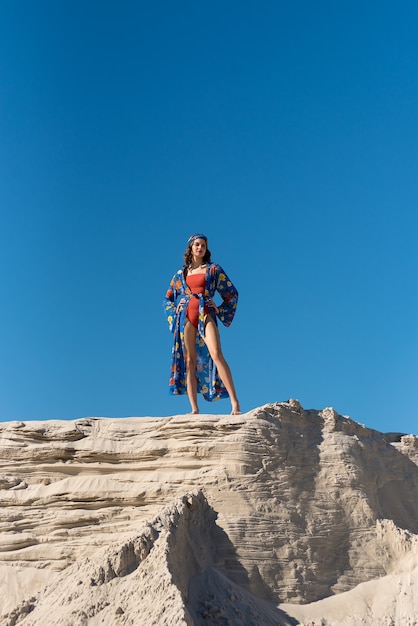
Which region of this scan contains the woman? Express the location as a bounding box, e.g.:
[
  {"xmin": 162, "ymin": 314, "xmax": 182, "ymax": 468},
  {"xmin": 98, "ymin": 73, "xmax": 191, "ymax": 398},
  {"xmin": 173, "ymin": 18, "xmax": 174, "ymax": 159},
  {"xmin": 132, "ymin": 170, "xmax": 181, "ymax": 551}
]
[{"xmin": 163, "ymin": 234, "xmax": 240, "ymax": 415}]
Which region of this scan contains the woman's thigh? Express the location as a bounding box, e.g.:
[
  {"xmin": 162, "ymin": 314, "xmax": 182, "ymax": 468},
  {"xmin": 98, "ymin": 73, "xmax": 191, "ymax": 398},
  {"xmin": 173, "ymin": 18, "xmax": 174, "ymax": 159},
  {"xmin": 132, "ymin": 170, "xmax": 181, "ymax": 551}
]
[
  {"xmin": 184, "ymin": 320, "xmax": 197, "ymax": 360},
  {"xmin": 203, "ymin": 317, "xmax": 222, "ymax": 359}
]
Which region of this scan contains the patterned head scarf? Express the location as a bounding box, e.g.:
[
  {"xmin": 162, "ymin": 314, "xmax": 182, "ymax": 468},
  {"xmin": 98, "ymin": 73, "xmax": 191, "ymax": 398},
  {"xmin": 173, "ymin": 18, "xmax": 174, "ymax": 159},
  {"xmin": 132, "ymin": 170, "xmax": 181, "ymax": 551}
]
[{"xmin": 187, "ymin": 233, "xmax": 208, "ymax": 245}]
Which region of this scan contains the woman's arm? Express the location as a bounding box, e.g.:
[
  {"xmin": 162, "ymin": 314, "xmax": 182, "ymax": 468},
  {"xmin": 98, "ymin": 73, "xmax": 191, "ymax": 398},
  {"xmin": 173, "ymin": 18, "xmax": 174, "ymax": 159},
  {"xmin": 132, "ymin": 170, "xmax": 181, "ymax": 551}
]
[
  {"xmin": 215, "ymin": 266, "xmax": 238, "ymax": 327},
  {"xmin": 163, "ymin": 273, "xmax": 179, "ymax": 332}
]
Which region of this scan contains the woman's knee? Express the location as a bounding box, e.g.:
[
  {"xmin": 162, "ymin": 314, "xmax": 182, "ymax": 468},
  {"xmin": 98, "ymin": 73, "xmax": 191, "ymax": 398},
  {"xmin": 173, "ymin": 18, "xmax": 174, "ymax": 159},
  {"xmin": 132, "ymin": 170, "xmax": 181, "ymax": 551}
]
[
  {"xmin": 209, "ymin": 347, "xmax": 224, "ymax": 363},
  {"xmin": 185, "ymin": 353, "xmax": 197, "ymax": 370}
]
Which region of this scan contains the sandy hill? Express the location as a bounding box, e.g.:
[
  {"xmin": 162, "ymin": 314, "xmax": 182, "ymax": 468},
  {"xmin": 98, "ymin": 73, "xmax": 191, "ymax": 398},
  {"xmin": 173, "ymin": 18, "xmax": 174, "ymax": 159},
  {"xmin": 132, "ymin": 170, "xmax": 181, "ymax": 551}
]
[{"xmin": 1, "ymin": 400, "xmax": 418, "ymax": 625}]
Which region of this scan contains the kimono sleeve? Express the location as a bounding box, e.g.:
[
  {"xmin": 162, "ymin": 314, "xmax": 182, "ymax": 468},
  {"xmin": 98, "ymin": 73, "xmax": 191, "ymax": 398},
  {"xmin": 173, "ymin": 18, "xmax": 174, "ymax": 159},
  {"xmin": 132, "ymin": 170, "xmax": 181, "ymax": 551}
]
[
  {"xmin": 215, "ymin": 266, "xmax": 238, "ymax": 327},
  {"xmin": 163, "ymin": 273, "xmax": 179, "ymax": 333}
]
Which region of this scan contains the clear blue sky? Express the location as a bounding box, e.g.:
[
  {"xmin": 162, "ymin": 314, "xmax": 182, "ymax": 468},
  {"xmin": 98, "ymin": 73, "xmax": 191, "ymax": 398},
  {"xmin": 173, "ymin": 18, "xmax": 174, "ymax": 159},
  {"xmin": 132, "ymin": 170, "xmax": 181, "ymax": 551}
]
[{"xmin": 1, "ymin": 1, "xmax": 417, "ymax": 433}]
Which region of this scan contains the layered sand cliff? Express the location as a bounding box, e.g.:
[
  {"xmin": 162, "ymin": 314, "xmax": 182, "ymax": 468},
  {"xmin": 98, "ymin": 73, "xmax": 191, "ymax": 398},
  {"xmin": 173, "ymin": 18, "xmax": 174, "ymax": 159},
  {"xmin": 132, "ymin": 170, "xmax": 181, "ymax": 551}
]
[{"xmin": 1, "ymin": 400, "xmax": 417, "ymax": 625}]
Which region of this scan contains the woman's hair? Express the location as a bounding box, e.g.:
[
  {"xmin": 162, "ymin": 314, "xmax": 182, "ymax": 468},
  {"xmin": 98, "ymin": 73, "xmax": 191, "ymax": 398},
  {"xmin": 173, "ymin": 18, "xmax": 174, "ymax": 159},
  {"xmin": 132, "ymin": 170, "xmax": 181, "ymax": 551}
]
[{"xmin": 183, "ymin": 240, "xmax": 212, "ymax": 269}]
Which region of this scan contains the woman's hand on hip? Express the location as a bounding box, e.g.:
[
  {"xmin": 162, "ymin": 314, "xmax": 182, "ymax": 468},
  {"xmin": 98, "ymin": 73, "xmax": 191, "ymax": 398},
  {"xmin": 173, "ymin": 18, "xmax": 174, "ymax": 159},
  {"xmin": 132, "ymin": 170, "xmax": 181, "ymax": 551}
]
[{"xmin": 207, "ymin": 299, "xmax": 219, "ymax": 314}]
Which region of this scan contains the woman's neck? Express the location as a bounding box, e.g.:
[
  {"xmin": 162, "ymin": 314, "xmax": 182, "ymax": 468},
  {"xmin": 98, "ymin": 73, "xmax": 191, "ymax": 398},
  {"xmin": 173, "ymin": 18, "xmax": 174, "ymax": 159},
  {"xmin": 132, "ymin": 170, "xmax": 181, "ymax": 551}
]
[
  {"xmin": 190, "ymin": 259, "xmax": 206, "ymax": 269},
  {"xmin": 187, "ymin": 260, "xmax": 207, "ymax": 275}
]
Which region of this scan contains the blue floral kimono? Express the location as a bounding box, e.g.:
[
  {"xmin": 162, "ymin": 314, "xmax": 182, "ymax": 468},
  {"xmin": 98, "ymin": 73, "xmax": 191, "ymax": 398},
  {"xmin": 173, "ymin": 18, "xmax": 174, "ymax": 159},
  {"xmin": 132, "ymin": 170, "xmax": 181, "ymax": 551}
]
[{"xmin": 163, "ymin": 263, "xmax": 238, "ymax": 400}]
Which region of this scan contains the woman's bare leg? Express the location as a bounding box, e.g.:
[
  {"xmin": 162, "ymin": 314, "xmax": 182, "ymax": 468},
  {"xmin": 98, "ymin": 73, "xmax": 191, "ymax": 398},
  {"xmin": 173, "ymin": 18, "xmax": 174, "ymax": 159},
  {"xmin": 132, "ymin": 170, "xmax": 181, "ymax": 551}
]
[
  {"xmin": 184, "ymin": 320, "xmax": 199, "ymax": 414},
  {"xmin": 203, "ymin": 318, "xmax": 241, "ymax": 414}
]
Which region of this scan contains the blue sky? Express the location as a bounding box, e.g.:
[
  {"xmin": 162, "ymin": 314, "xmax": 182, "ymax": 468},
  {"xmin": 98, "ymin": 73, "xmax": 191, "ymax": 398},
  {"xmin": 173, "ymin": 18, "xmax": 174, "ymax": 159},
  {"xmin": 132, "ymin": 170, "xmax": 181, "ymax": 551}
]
[{"xmin": 0, "ymin": 1, "xmax": 417, "ymax": 433}]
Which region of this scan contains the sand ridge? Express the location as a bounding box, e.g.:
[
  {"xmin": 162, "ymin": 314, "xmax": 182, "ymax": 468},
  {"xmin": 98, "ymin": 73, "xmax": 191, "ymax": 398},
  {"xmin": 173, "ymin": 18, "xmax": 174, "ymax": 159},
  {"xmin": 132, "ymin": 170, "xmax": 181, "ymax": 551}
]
[{"xmin": 1, "ymin": 400, "xmax": 418, "ymax": 624}]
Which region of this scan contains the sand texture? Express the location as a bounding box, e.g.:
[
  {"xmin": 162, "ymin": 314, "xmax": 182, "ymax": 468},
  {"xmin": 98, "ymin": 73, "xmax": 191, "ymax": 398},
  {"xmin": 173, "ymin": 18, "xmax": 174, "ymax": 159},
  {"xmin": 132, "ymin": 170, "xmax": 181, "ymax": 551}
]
[{"xmin": 1, "ymin": 400, "xmax": 418, "ymax": 625}]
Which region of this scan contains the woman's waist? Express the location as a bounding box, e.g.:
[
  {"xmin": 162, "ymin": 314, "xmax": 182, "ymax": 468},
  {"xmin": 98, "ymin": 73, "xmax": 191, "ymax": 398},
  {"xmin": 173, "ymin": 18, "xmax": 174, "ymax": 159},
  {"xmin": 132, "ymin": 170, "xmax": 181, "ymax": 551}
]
[{"xmin": 177, "ymin": 294, "xmax": 212, "ymax": 308}]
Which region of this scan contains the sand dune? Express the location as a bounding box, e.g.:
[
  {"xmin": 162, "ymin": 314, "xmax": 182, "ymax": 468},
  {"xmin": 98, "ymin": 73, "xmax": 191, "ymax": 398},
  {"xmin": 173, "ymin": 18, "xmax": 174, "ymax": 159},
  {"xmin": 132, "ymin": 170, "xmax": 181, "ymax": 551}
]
[{"xmin": 1, "ymin": 400, "xmax": 417, "ymax": 624}]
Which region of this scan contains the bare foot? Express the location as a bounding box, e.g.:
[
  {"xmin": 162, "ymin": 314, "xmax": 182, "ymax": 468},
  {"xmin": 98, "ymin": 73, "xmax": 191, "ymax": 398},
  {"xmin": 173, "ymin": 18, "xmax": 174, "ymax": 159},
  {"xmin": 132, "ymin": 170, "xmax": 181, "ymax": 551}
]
[
  {"xmin": 189, "ymin": 408, "xmax": 200, "ymax": 414},
  {"xmin": 231, "ymin": 403, "xmax": 241, "ymax": 415}
]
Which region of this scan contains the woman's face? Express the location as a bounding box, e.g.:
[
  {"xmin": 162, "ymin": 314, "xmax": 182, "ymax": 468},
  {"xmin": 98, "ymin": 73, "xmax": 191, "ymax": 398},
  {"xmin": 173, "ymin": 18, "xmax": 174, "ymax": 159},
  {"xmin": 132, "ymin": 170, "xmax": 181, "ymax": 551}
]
[{"xmin": 191, "ymin": 238, "xmax": 207, "ymax": 259}]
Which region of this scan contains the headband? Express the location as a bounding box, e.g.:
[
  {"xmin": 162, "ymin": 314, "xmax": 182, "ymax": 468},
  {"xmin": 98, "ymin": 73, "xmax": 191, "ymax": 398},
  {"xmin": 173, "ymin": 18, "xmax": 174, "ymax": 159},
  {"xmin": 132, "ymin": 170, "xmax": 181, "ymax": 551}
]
[{"xmin": 188, "ymin": 233, "xmax": 208, "ymax": 244}]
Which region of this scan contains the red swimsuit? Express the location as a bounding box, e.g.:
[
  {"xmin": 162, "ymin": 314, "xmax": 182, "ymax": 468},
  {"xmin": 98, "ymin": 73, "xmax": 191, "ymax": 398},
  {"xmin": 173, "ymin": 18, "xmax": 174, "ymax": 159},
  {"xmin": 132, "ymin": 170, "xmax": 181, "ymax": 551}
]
[{"xmin": 186, "ymin": 273, "xmax": 209, "ymax": 328}]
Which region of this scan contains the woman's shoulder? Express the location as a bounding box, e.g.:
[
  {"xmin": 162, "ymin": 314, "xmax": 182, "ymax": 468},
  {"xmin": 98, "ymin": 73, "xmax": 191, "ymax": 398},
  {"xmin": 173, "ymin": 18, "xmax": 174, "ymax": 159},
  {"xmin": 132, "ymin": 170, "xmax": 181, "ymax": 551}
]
[
  {"xmin": 209, "ymin": 263, "xmax": 230, "ymax": 279},
  {"xmin": 169, "ymin": 268, "xmax": 185, "ymax": 286},
  {"xmin": 208, "ymin": 262, "xmax": 222, "ymax": 274}
]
